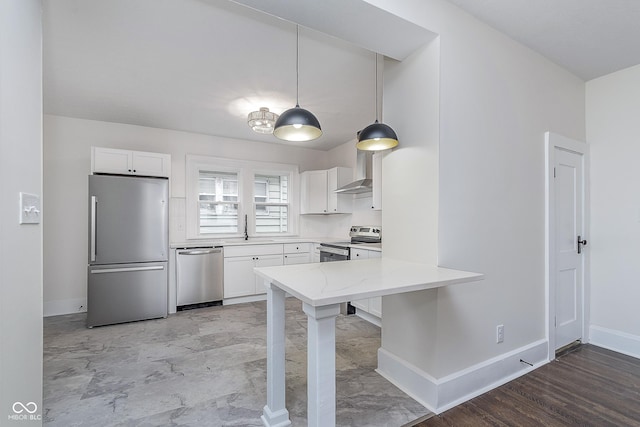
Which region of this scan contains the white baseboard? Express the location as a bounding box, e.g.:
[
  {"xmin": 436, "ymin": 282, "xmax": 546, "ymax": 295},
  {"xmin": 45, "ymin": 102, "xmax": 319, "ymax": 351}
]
[
  {"xmin": 44, "ymin": 298, "xmax": 87, "ymax": 317},
  {"xmin": 589, "ymin": 325, "xmax": 640, "ymax": 359},
  {"xmin": 223, "ymin": 294, "xmax": 267, "ymax": 306},
  {"xmin": 377, "ymin": 339, "xmax": 548, "ymax": 414}
]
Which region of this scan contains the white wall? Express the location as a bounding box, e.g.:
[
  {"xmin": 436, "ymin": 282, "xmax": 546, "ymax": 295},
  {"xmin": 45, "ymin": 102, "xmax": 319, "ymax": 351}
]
[
  {"xmin": 43, "ymin": 115, "xmax": 329, "ymax": 315},
  {"xmin": 379, "ymin": 35, "xmax": 441, "ymax": 370},
  {"xmin": 586, "ymin": 64, "xmax": 640, "ymax": 357},
  {"xmin": 0, "ymin": 0, "xmax": 43, "ymax": 423},
  {"xmin": 367, "ymin": 0, "xmax": 585, "ymax": 411}
]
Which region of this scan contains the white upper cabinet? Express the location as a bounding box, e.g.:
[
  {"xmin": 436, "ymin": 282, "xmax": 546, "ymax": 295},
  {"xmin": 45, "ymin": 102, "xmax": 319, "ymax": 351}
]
[
  {"xmin": 371, "ymin": 149, "xmax": 389, "ymax": 211},
  {"xmin": 92, "ymin": 147, "xmax": 171, "ymax": 178},
  {"xmin": 301, "ymin": 170, "xmax": 328, "ymax": 214},
  {"xmin": 300, "ymin": 166, "xmax": 352, "ymax": 214}
]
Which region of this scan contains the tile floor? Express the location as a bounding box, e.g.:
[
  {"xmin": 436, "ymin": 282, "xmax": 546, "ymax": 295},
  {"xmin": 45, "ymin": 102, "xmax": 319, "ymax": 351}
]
[{"xmin": 43, "ymin": 299, "xmax": 429, "ymax": 426}]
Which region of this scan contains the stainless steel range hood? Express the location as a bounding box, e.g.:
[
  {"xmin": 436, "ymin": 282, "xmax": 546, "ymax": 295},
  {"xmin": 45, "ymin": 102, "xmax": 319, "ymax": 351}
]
[{"xmin": 334, "ymin": 151, "xmax": 372, "ymax": 194}]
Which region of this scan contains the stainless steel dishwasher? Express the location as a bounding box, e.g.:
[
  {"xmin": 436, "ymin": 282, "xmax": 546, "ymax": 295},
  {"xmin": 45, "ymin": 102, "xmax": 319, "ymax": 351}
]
[{"xmin": 176, "ymin": 247, "xmax": 223, "ymax": 310}]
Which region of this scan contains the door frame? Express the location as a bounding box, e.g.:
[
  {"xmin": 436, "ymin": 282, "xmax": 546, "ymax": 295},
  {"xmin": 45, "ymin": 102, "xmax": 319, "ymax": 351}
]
[{"xmin": 545, "ymin": 131, "xmax": 590, "ymax": 361}]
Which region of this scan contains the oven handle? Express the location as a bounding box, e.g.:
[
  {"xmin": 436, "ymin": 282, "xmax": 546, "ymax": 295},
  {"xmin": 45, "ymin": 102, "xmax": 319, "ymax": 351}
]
[{"xmin": 319, "ymin": 245, "xmax": 350, "ymax": 257}]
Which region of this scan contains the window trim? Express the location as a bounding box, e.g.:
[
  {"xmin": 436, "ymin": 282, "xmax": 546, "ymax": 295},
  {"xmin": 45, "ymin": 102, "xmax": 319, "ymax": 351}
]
[{"xmin": 186, "ymin": 155, "xmax": 299, "ymax": 240}]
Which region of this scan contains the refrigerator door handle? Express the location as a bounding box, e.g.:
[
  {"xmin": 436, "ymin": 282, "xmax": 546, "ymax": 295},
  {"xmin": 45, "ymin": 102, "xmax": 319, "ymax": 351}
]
[
  {"xmin": 90, "ymin": 196, "xmax": 97, "ymax": 262},
  {"xmin": 91, "ymin": 265, "xmax": 165, "ymax": 274}
]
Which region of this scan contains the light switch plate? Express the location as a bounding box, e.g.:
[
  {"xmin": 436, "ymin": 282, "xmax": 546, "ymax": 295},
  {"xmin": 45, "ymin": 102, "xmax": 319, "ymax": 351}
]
[{"xmin": 19, "ymin": 192, "xmax": 41, "ymax": 224}]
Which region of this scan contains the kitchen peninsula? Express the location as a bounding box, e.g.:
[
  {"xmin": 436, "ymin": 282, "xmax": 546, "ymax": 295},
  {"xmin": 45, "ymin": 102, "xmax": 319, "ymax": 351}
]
[{"xmin": 255, "ymin": 258, "xmax": 483, "ymax": 427}]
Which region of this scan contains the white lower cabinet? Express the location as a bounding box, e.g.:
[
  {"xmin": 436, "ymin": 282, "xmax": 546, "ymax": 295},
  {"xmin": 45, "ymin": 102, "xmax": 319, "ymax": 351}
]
[
  {"xmin": 253, "ymin": 255, "xmax": 283, "ymax": 294},
  {"xmin": 223, "ymin": 244, "xmax": 283, "ymax": 299},
  {"xmin": 283, "ymin": 243, "xmax": 311, "ymax": 265},
  {"xmin": 223, "ymin": 243, "xmax": 312, "ymax": 300},
  {"xmin": 351, "ymin": 249, "xmax": 382, "ymax": 320},
  {"xmin": 284, "ymin": 252, "xmax": 310, "ymax": 265},
  {"xmin": 223, "ymin": 256, "xmax": 257, "ymax": 298}
]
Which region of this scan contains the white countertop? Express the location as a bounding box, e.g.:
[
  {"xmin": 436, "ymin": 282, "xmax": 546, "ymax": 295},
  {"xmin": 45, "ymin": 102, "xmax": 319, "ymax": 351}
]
[
  {"xmin": 254, "ymin": 258, "xmax": 483, "ymax": 306},
  {"xmin": 170, "ymin": 237, "xmax": 382, "ymax": 251},
  {"xmin": 170, "ymin": 237, "xmax": 328, "ymax": 249}
]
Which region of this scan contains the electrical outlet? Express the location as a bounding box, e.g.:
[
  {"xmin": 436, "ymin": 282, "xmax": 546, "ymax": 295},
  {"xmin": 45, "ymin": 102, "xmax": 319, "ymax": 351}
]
[{"xmin": 496, "ymin": 324, "xmax": 504, "ymax": 343}]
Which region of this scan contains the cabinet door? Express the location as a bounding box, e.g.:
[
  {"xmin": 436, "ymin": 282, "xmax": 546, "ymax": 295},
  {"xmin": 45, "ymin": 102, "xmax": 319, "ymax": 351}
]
[
  {"xmin": 313, "ymin": 244, "xmax": 321, "ymax": 263},
  {"xmin": 301, "ymin": 170, "xmax": 328, "ymax": 214},
  {"xmin": 284, "ymin": 252, "xmax": 310, "ymax": 265},
  {"xmin": 352, "ymin": 249, "xmax": 382, "ymax": 318},
  {"xmin": 368, "ymin": 251, "xmax": 382, "ymax": 317},
  {"xmin": 369, "ymin": 296, "xmax": 382, "ymax": 318},
  {"xmin": 223, "ymin": 256, "xmax": 256, "ymax": 298},
  {"xmin": 351, "ymin": 248, "xmax": 370, "ymax": 260},
  {"xmin": 254, "ymin": 254, "xmax": 284, "ymax": 294},
  {"xmin": 327, "ymin": 167, "xmax": 353, "ymax": 213},
  {"xmin": 92, "ymin": 147, "xmax": 132, "ymax": 174},
  {"xmin": 92, "ymin": 147, "xmax": 171, "ymax": 178},
  {"xmin": 132, "ymin": 151, "xmax": 170, "ymax": 177},
  {"xmin": 371, "ymin": 150, "xmax": 387, "ymax": 210},
  {"xmin": 350, "ymin": 249, "xmax": 369, "ymax": 311}
]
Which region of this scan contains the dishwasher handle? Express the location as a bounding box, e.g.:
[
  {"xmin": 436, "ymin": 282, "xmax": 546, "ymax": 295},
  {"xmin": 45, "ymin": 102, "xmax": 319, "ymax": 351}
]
[{"xmin": 178, "ymin": 248, "xmax": 222, "ymax": 256}]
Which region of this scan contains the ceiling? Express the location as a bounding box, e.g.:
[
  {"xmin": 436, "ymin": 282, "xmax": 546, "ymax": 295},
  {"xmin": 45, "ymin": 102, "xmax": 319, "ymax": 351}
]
[
  {"xmin": 444, "ymin": 0, "xmax": 640, "ymax": 81},
  {"xmin": 43, "ymin": 0, "xmax": 382, "ymax": 150},
  {"xmin": 44, "ymin": 1, "xmax": 640, "ymax": 151}
]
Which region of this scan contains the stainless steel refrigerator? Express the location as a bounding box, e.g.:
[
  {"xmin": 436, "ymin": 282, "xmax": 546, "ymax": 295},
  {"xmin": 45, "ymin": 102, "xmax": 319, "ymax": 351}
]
[{"xmin": 87, "ymin": 174, "xmax": 169, "ymax": 327}]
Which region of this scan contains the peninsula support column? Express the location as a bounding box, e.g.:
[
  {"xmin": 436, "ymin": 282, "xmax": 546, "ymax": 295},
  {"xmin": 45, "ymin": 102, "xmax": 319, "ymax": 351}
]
[
  {"xmin": 261, "ymin": 282, "xmax": 291, "ymax": 427},
  {"xmin": 302, "ymin": 302, "xmax": 341, "ymax": 427}
]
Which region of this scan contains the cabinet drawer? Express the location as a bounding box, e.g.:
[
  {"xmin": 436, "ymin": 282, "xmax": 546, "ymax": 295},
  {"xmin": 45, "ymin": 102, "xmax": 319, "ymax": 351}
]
[
  {"xmin": 224, "ymin": 244, "xmax": 283, "ymax": 258},
  {"xmin": 283, "ymin": 242, "xmax": 311, "ymax": 254},
  {"xmin": 350, "ymin": 248, "xmax": 370, "ymax": 259}
]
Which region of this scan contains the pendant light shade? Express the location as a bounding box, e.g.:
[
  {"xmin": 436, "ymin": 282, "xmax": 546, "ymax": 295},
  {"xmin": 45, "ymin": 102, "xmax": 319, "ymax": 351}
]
[
  {"xmin": 248, "ymin": 107, "xmax": 279, "ymax": 134},
  {"xmin": 357, "ymin": 53, "xmax": 398, "ymax": 151},
  {"xmin": 274, "ymin": 25, "xmax": 322, "ymax": 142},
  {"xmin": 273, "ymin": 104, "xmax": 322, "ymax": 141},
  {"xmin": 356, "ymin": 120, "xmax": 399, "ymax": 150}
]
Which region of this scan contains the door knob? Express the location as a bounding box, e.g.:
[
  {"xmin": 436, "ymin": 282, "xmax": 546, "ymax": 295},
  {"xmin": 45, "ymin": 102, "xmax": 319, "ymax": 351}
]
[{"xmin": 577, "ymin": 235, "xmax": 588, "ymax": 254}]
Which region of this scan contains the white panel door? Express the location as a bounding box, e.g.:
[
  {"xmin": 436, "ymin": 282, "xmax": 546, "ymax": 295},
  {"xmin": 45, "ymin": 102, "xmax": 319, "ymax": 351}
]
[{"xmin": 553, "ymin": 147, "xmax": 585, "ymax": 350}]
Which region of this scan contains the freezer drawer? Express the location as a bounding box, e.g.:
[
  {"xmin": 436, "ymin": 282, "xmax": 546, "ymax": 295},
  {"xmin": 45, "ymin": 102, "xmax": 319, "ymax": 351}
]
[
  {"xmin": 176, "ymin": 247, "xmax": 223, "ymax": 307},
  {"xmin": 87, "ymin": 262, "xmax": 168, "ymax": 327}
]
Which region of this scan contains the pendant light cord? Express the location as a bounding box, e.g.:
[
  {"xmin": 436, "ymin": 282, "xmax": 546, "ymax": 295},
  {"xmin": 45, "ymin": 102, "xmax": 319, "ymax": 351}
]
[
  {"xmin": 296, "ymin": 25, "xmax": 300, "ymax": 107},
  {"xmin": 375, "ymin": 53, "xmax": 379, "ymax": 122}
]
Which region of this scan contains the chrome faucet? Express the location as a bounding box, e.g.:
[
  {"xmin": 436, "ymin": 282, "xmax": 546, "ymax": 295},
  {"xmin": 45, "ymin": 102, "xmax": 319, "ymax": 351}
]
[{"xmin": 244, "ymin": 214, "xmax": 248, "ymax": 240}]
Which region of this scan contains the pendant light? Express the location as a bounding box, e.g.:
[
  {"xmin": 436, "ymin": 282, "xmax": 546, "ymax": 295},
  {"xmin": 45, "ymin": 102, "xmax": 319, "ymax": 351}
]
[
  {"xmin": 273, "ymin": 26, "xmax": 322, "ymax": 142},
  {"xmin": 247, "ymin": 107, "xmax": 279, "ymax": 134},
  {"xmin": 356, "ymin": 53, "xmax": 399, "ymax": 151}
]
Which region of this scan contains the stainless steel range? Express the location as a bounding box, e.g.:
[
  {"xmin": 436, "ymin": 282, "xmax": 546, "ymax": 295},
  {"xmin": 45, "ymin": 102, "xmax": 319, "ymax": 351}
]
[{"xmin": 319, "ymin": 226, "xmax": 382, "ymax": 262}]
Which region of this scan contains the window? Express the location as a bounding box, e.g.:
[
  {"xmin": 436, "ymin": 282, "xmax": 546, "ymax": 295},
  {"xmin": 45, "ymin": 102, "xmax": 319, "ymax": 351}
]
[
  {"xmin": 186, "ymin": 155, "xmax": 298, "ymax": 239},
  {"xmin": 254, "ymin": 174, "xmax": 289, "ymax": 234},
  {"xmin": 198, "ymin": 171, "xmax": 239, "ymax": 234}
]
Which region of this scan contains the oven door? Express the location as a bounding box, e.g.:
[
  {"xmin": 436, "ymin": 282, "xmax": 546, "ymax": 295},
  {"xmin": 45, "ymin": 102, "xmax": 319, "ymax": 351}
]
[{"xmin": 319, "ymin": 245, "xmax": 349, "ymax": 262}]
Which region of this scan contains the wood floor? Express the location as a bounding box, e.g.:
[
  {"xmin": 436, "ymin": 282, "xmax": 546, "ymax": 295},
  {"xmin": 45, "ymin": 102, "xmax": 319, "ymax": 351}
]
[{"xmin": 410, "ymin": 345, "xmax": 640, "ymax": 427}]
